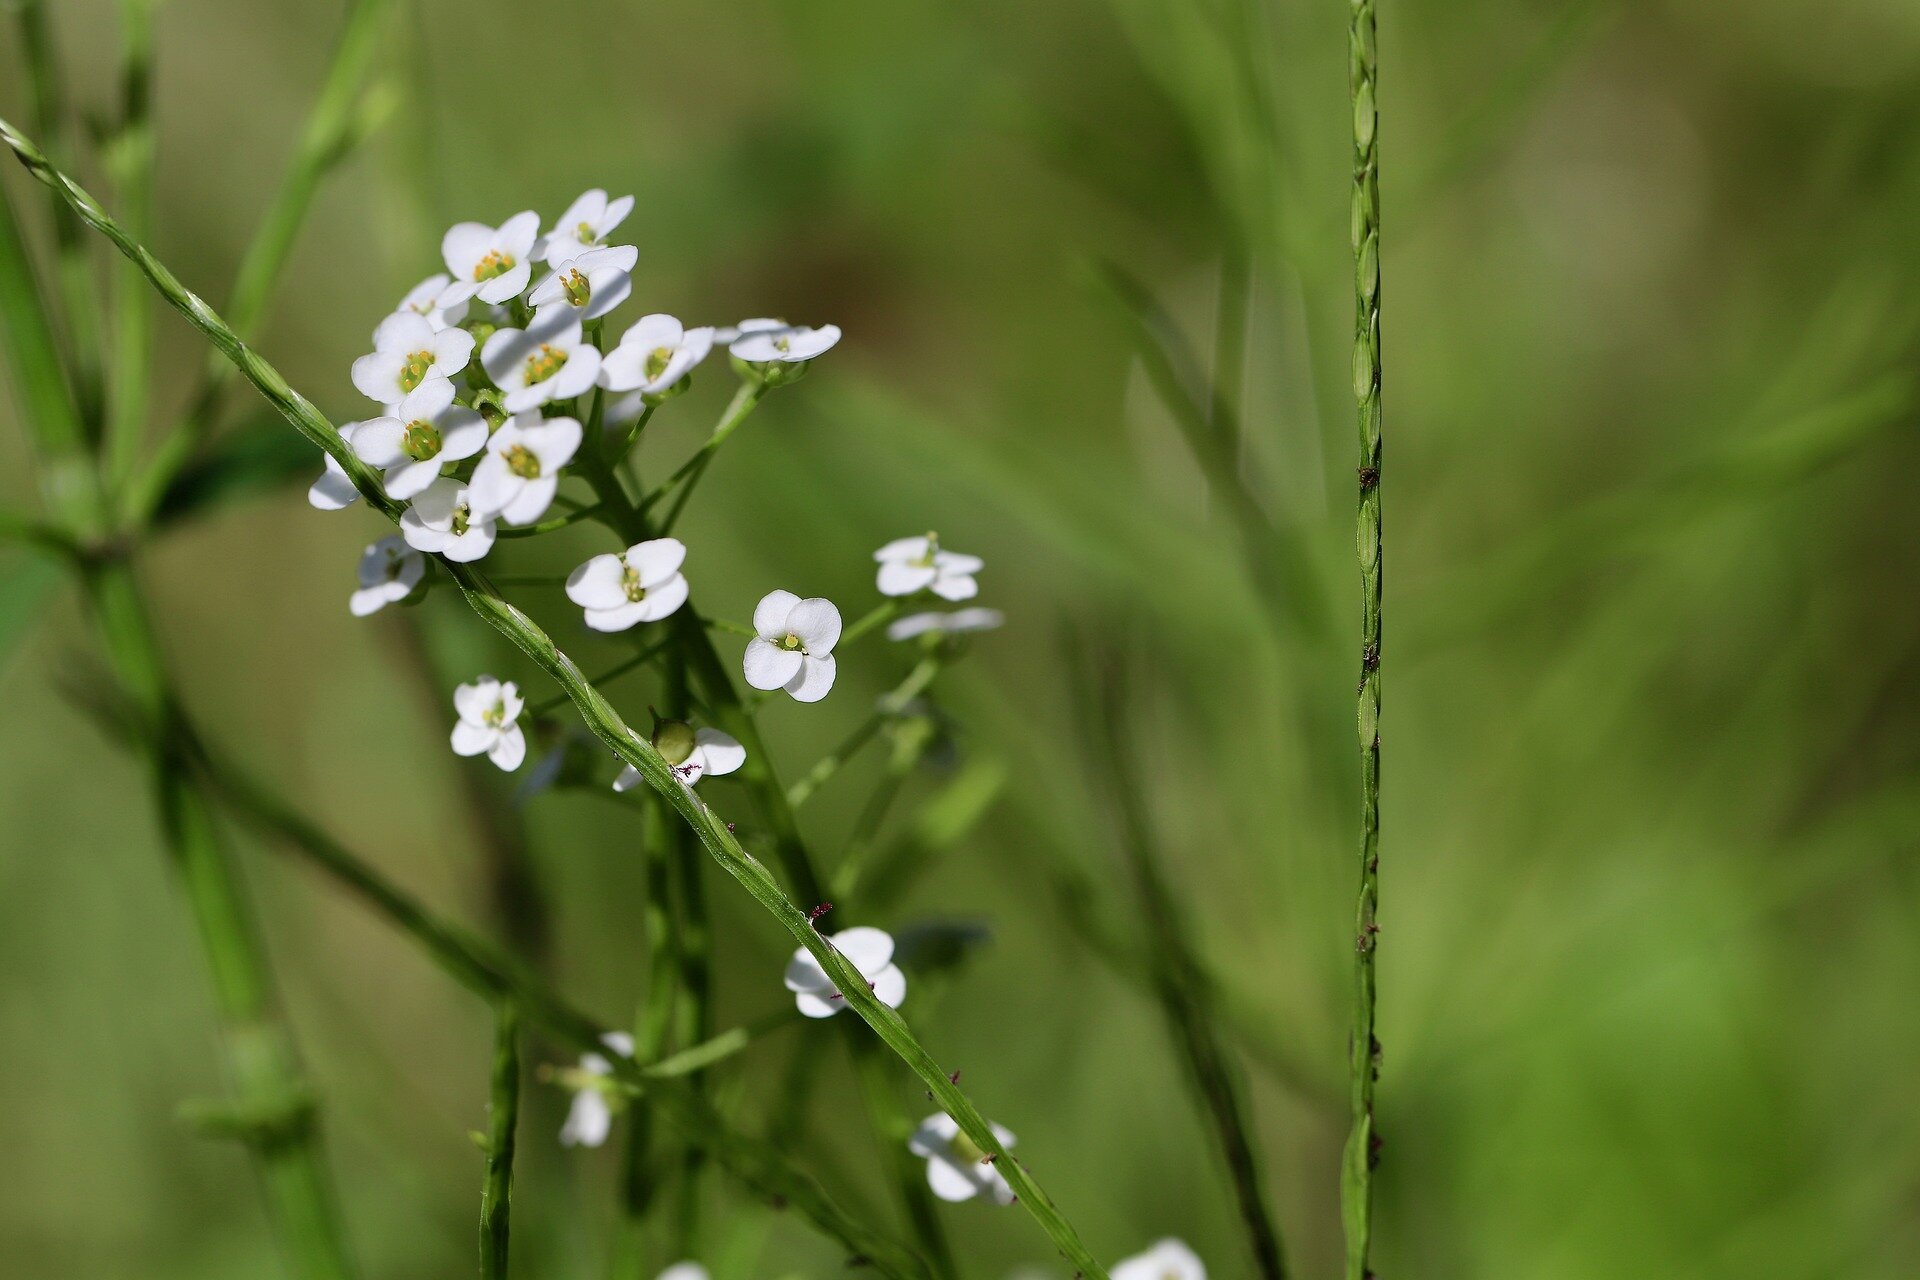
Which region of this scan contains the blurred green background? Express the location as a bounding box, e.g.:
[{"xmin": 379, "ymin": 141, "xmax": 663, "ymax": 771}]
[{"xmin": 4, "ymin": 0, "xmax": 1920, "ymax": 1276}]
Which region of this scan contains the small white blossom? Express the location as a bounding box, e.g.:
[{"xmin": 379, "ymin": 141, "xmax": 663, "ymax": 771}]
[
  {"xmin": 308, "ymin": 423, "xmax": 365, "ymax": 510},
  {"xmin": 468, "ymin": 413, "xmax": 582, "ymax": 526},
  {"xmin": 351, "ymin": 312, "xmax": 474, "ymax": 408},
  {"xmin": 394, "ymin": 272, "xmax": 470, "ymax": 331},
  {"xmin": 874, "ymin": 534, "xmax": 983, "ymax": 601},
  {"xmin": 481, "ymin": 308, "xmax": 603, "ymax": 414},
  {"xmin": 539, "ymin": 188, "xmax": 635, "ymax": 266},
  {"xmin": 599, "ymin": 313, "xmax": 715, "ymax": 396},
  {"xmin": 907, "ymin": 1112, "xmax": 1016, "ymax": 1205},
  {"xmin": 613, "ymin": 725, "xmax": 745, "ymax": 792},
  {"xmin": 656, "ymin": 1266, "xmax": 708, "ymax": 1280},
  {"xmin": 349, "ymin": 535, "xmax": 424, "ymax": 617},
  {"xmin": 349, "ymin": 378, "xmax": 489, "ymax": 500},
  {"xmin": 400, "ymin": 477, "xmax": 498, "ymax": 562},
  {"xmin": 529, "ymin": 245, "xmax": 637, "ymax": 321},
  {"xmin": 450, "ymin": 675, "xmax": 526, "ymax": 772},
  {"xmin": 888, "ymin": 608, "xmax": 1005, "ymax": 642},
  {"xmin": 1111, "ymin": 1239, "xmax": 1205, "ymax": 1280},
  {"xmin": 743, "ymin": 590, "xmax": 840, "ymax": 703},
  {"xmin": 783, "ymin": 926, "xmax": 905, "ymax": 1018},
  {"xmin": 565, "ymin": 537, "xmax": 689, "ymax": 632},
  {"xmin": 727, "ymin": 317, "xmax": 841, "ymax": 363},
  {"xmin": 559, "ymin": 1031, "xmax": 633, "ymax": 1148},
  {"xmin": 441, "ymin": 211, "xmax": 541, "ymax": 305}
]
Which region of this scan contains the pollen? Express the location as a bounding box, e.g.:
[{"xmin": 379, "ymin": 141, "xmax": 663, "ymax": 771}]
[
  {"xmin": 645, "ymin": 345, "xmax": 675, "ymax": 381},
  {"xmin": 620, "ymin": 561, "xmax": 648, "ymax": 603},
  {"xmin": 523, "ymin": 343, "xmax": 568, "ymax": 387},
  {"xmin": 561, "ymin": 269, "xmax": 591, "ymax": 308},
  {"xmin": 402, "ymin": 418, "xmax": 442, "ymax": 461},
  {"xmin": 400, "ymin": 349, "xmax": 436, "ymax": 393},
  {"xmin": 505, "ymin": 444, "xmax": 542, "ymax": 479},
  {"xmin": 473, "ymin": 249, "xmax": 515, "ymax": 282}
]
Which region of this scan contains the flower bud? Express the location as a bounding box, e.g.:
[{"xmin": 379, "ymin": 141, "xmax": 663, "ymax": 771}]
[{"xmin": 651, "ymin": 716, "xmax": 697, "ymax": 766}]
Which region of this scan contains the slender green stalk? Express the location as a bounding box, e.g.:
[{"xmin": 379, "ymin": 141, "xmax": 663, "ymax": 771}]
[
  {"xmin": 838, "ymin": 597, "xmax": 909, "ymax": 649},
  {"xmin": 787, "ymin": 654, "xmax": 943, "ymax": 808},
  {"xmin": 1076, "ymin": 645, "xmax": 1288, "ymax": 1280},
  {"xmin": 664, "ymin": 655, "xmax": 714, "ymax": 1259},
  {"xmin": 10, "ymin": 0, "xmax": 105, "ymax": 433},
  {"xmin": 1342, "ymin": 2, "xmax": 1385, "ymax": 1276},
  {"xmin": 479, "ymin": 1004, "xmax": 521, "ymax": 1280},
  {"xmin": 645, "ymin": 381, "xmax": 766, "ymax": 532},
  {"xmin": 3, "ymin": 121, "xmax": 1109, "ymax": 1278},
  {"xmin": 103, "ymin": 0, "xmax": 158, "ymax": 490},
  {"xmin": 527, "ymin": 637, "xmax": 670, "ymax": 718}
]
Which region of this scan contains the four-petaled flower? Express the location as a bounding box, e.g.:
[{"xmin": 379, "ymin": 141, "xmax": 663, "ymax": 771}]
[
  {"xmin": 599, "ymin": 313, "xmax": 715, "ymax": 397},
  {"xmin": 481, "ymin": 309, "xmax": 603, "ymax": 414},
  {"xmin": 656, "ymin": 1265, "xmax": 708, "ymax": 1280},
  {"xmin": 400, "ymin": 477, "xmax": 498, "ymax": 562},
  {"xmin": 565, "ymin": 537, "xmax": 690, "ymax": 632},
  {"xmin": 308, "ymin": 422, "xmax": 365, "ymax": 510},
  {"xmin": 743, "ymin": 590, "xmax": 840, "ymax": 703},
  {"xmin": 350, "ymin": 379, "xmax": 489, "ymax": 500},
  {"xmin": 349, "ymin": 535, "xmax": 425, "ymax": 617},
  {"xmin": 539, "ymin": 188, "xmax": 635, "ymax": 266},
  {"xmin": 450, "ymin": 675, "xmax": 526, "ymax": 772},
  {"xmin": 614, "ymin": 723, "xmax": 745, "ymax": 792},
  {"xmin": 442, "ymin": 210, "xmax": 541, "ymax": 305},
  {"xmin": 469, "ymin": 413, "xmax": 583, "ymax": 526},
  {"xmin": 394, "ymin": 272, "xmax": 470, "ymax": 331},
  {"xmin": 727, "ymin": 317, "xmax": 841, "ymax": 364},
  {"xmin": 1111, "ymin": 1239, "xmax": 1206, "ymax": 1280},
  {"xmin": 350, "ymin": 312, "xmax": 473, "ymax": 409},
  {"xmin": 558, "ymin": 1031, "xmax": 633, "ymax": 1148},
  {"xmin": 529, "ymin": 245, "xmax": 638, "ymax": 321},
  {"xmin": 874, "ymin": 534, "xmax": 983, "ymax": 601},
  {"xmin": 783, "ymin": 926, "xmax": 905, "ymax": 1018},
  {"xmin": 887, "ymin": 607, "xmax": 1004, "ymax": 642},
  {"xmin": 907, "ymin": 1112, "xmax": 1017, "ymax": 1204}
]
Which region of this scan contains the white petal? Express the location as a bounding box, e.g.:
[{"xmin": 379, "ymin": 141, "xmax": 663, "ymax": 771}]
[
  {"xmin": 793, "ymin": 990, "xmax": 844, "ymax": 1019},
  {"xmin": 566, "ymin": 554, "xmax": 629, "ymax": 608},
  {"xmin": 786, "ymin": 597, "xmax": 842, "ymax": 654},
  {"xmin": 783, "ymin": 949, "xmax": 831, "ymax": 994},
  {"xmin": 874, "ymin": 536, "xmax": 932, "ymax": 562},
  {"xmin": 612, "ymin": 764, "xmax": 644, "ymax": 792},
  {"xmin": 351, "ymin": 352, "xmax": 406, "ymax": 404},
  {"xmin": 499, "ymin": 475, "xmax": 558, "ymax": 526},
  {"xmin": 1111, "ymin": 1240, "xmax": 1206, "ymax": 1280},
  {"xmin": 832, "ymin": 926, "xmax": 896, "ymax": 975},
  {"xmin": 583, "ymin": 600, "xmax": 651, "ymax": 633},
  {"xmin": 451, "ymin": 720, "xmax": 494, "ymax": 757},
  {"xmin": 497, "ymin": 210, "xmax": 541, "ymax": 257},
  {"xmin": 691, "ymin": 729, "xmax": 745, "ymax": 777},
  {"xmin": 742, "ymin": 639, "xmax": 802, "ymax": 691},
  {"xmin": 626, "ymin": 537, "xmax": 686, "ymax": 587},
  {"xmin": 489, "ymin": 725, "xmax": 526, "ymax": 772},
  {"xmin": 947, "ymin": 608, "xmax": 1004, "ymax": 633},
  {"xmin": 559, "ymin": 1089, "xmax": 611, "ymax": 1148},
  {"xmin": 631, "ymin": 573, "xmax": 688, "ymax": 622},
  {"xmin": 870, "ymin": 963, "xmax": 907, "ymax": 1010},
  {"xmin": 476, "ymin": 259, "xmax": 531, "ymax": 305},
  {"xmin": 596, "ymin": 343, "xmax": 650, "ymax": 393},
  {"xmin": 443, "ymin": 519, "xmax": 496, "ymax": 561},
  {"xmin": 442, "ymin": 221, "xmax": 495, "ymax": 277},
  {"xmin": 599, "ymin": 194, "xmax": 634, "ymax": 236},
  {"xmin": 785, "ymin": 654, "xmax": 836, "ymax": 702},
  {"xmin": 351, "ymin": 417, "xmax": 407, "ymax": 468},
  {"xmin": 925, "ymin": 1156, "xmax": 984, "ymax": 1202},
  {"xmin": 432, "ymin": 327, "xmax": 475, "ymax": 376},
  {"xmin": 308, "ymin": 456, "xmax": 361, "ymax": 510},
  {"xmin": 373, "ymin": 310, "xmax": 435, "ymax": 355},
  {"xmin": 398, "ymin": 376, "xmax": 455, "ymax": 421},
  {"xmin": 547, "ymin": 348, "xmax": 602, "ymax": 401},
  {"xmin": 877, "ymin": 561, "xmax": 937, "ymax": 597},
  {"xmin": 930, "ymin": 573, "xmax": 978, "ymax": 602},
  {"xmin": 618, "ymin": 313, "xmax": 683, "ymax": 351},
  {"xmin": 466, "ymin": 454, "xmax": 519, "ymax": 517},
  {"xmin": 584, "ymin": 270, "xmax": 631, "ymax": 320},
  {"xmin": 527, "ymin": 416, "xmax": 583, "ymax": 470},
  {"xmin": 384, "ymin": 457, "xmax": 442, "ymax": 500},
  {"xmin": 886, "ymin": 612, "xmax": 945, "ymax": 641},
  {"xmin": 481, "ymin": 326, "xmax": 533, "ymax": 389},
  {"xmin": 908, "ymin": 1113, "xmax": 960, "ymax": 1156},
  {"xmin": 454, "ymin": 678, "xmax": 498, "ymax": 722},
  {"xmin": 437, "ymin": 411, "xmax": 490, "ymax": 461},
  {"xmin": 753, "ymin": 589, "xmax": 800, "ymax": 638}
]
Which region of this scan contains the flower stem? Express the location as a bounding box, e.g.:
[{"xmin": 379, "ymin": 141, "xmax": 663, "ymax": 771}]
[
  {"xmin": 102, "ymin": 0, "xmax": 158, "ymax": 492},
  {"xmin": 643, "ymin": 381, "xmax": 766, "ymax": 533},
  {"xmin": 1343, "ymin": 1, "xmax": 1386, "ymax": 1276},
  {"xmin": 838, "ymin": 597, "xmax": 909, "ymax": 649},
  {"xmin": 478, "ymin": 1003, "xmax": 521, "ymax": 1280},
  {"xmin": 787, "ymin": 654, "xmax": 944, "ymax": 809}
]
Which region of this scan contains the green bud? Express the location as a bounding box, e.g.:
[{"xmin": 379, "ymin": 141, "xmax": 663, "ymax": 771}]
[{"xmin": 651, "ymin": 717, "xmax": 697, "ymax": 766}]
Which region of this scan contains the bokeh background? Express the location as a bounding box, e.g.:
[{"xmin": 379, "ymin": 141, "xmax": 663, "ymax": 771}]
[{"xmin": 4, "ymin": 0, "xmax": 1920, "ymax": 1277}]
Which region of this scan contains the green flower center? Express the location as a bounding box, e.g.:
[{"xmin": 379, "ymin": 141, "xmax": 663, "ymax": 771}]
[
  {"xmin": 949, "ymin": 1130, "xmax": 988, "ymax": 1165},
  {"xmin": 561, "ymin": 268, "xmax": 591, "ymax": 308},
  {"xmin": 645, "ymin": 345, "xmax": 675, "ymax": 381},
  {"xmin": 523, "ymin": 343, "xmax": 568, "ymax": 387},
  {"xmin": 482, "ymin": 699, "xmax": 508, "ymax": 728},
  {"xmin": 505, "ymin": 444, "xmax": 542, "ymax": 480},
  {"xmin": 400, "ymin": 349, "xmax": 435, "ymax": 393},
  {"xmin": 380, "ymin": 547, "xmax": 407, "ymax": 581},
  {"xmin": 473, "ymin": 249, "xmax": 515, "ymax": 282},
  {"xmin": 402, "ymin": 417, "xmax": 441, "ymax": 461},
  {"xmin": 620, "ymin": 561, "xmax": 648, "ymax": 603},
  {"xmin": 772, "ymin": 333, "xmax": 792, "ymax": 354},
  {"xmin": 450, "ymin": 503, "xmax": 471, "ymax": 537},
  {"xmin": 779, "ymin": 633, "xmax": 804, "ymax": 652},
  {"xmin": 575, "ymin": 220, "xmax": 598, "ymax": 245},
  {"xmin": 913, "ymin": 531, "xmax": 940, "ymax": 568}
]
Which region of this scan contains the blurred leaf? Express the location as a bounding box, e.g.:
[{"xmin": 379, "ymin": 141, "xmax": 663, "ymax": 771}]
[
  {"xmin": 0, "ymin": 554, "xmax": 62, "ymax": 674},
  {"xmin": 149, "ymin": 422, "xmax": 317, "ymax": 529}
]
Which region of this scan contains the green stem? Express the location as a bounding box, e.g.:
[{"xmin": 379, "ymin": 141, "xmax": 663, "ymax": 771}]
[
  {"xmin": 527, "ymin": 637, "xmax": 670, "ymax": 718},
  {"xmin": 3, "ymin": 123, "xmax": 1108, "ymax": 1278},
  {"xmin": 479, "ymin": 1004, "xmax": 521, "ymax": 1280},
  {"xmin": 1343, "ymin": 1, "xmax": 1385, "ymax": 1276},
  {"xmin": 787, "ymin": 655, "xmax": 943, "ymax": 809},
  {"xmin": 643, "ymin": 381, "xmax": 766, "ymax": 533},
  {"xmin": 838, "ymin": 597, "xmax": 909, "ymax": 649},
  {"xmin": 663, "ymin": 655, "xmax": 714, "ymax": 1259},
  {"xmin": 103, "ymin": 0, "xmax": 157, "ymax": 491}
]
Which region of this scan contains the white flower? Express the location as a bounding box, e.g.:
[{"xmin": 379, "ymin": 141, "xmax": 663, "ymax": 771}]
[
  {"xmin": 539, "ymin": 188, "xmax": 635, "ymax": 266},
  {"xmin": 743, "ymin": 590, "xmax": 840, "ymax": 703},
  {"xmin": 613, "ymin": 725, "xmax": 744, "ymax": 792},
  {"xmin": 529, "ymin": 245, "xmax": 638, "ymax": 321},
  {"xmin": 656, "ymin": 1266, "xmax": 708, "ymax": 1280},
  {"xmin": 481, "ymin": 308, "xmax": 603, "ymax": 414},
  {"xmin": 307, "ymin": 423, "xmax": 365, "ymax": 510},
  {"xmin": 887, "ymin": 608, "xmax": 1005, "ymax": 642},
  {"xmin": 559, "ymin": 1031, "xmax": 633, "ymax": 1148},
  {"xmin": 907, "ymin": 1112, "xmax": 1016, "ymax": 1205},
  {"xmin": 349, "ymin": 378, "xmax": 489, "ymax": 500},
  {"xmin": 450, "ymin": 675, "xmax": 526, "ymax": 772},
  {"xmin": 727, "ymin": 317, "xmax": 841, "ymax": 363},
  {"xmin": 350, "ymin": 312, "xmax": 475, "ymax": 408},
  {"xmin": 399, "ymin": 477, "xmax": 498, "ymax": 562},
  {"xmin": 394, "ymin": 272, "xmax": 470, "ymax": 331},
  {"xmin": 1111, "ymin": 1239, "xmax": 1205, "ymax": 1280},
  {"xmin": 874, "ymin": 534, "xmax": 983, "ymax": 601},
  {"xmin": 442, "ymin": 211, "xmax": 541, "ymax": 305},
  {"xmin": 565, "ymin": 537, "xmax": 689, "ymax": 632},
  {"xmin": 599, "ymin": 313, "xmax": 715, "ymax": 396},
  {"xmin": 783, "ymin": 926, "xmax": 905, "ymax": 1018},
  {"xmin": 468, "ymin": 413, "xmax": 582, "ymax": 526},
  {"xmin": 349, "ymin": 535, "xmax": 424, "ymax": 617}
]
